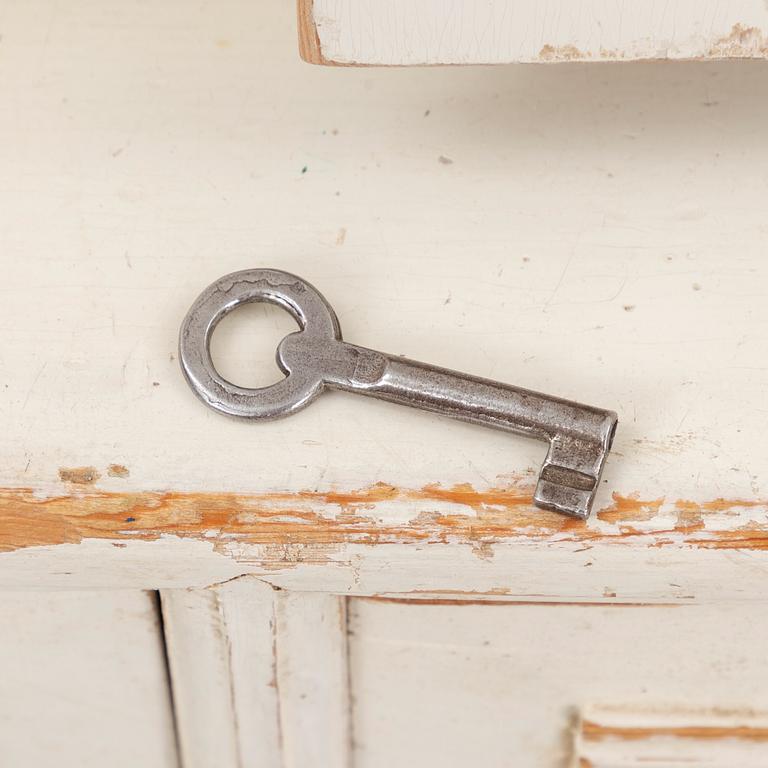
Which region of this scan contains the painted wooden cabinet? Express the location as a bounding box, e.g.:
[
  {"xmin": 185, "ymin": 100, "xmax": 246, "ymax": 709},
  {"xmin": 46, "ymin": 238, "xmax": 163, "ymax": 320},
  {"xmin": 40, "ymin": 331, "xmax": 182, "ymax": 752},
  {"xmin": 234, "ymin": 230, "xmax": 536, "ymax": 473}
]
[{"xmin": 1, "ymin": 1, "xmax": 767, "ymax": 766}]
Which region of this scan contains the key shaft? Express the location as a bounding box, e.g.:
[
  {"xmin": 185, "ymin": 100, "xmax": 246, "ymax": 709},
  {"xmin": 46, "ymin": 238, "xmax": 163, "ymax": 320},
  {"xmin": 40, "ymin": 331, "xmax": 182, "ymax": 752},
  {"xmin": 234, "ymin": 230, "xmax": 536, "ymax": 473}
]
[{"xmin": 280, "ymin": 333, "xmax": 617, "ymax": 519}]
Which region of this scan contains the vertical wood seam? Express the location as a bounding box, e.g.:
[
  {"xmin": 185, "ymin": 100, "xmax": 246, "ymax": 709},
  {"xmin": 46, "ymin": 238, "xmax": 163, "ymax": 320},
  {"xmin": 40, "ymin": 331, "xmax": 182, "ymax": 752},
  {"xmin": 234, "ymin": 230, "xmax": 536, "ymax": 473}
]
[
  {"xmin": 215, "ymin": 589, "xmax": 245, "ymax": 768},
  {"xmin": 158, "ymin": 591, "xmax": 190, "ymax": 768},
  {"xmin": 342, "ymin": 596, "xmax": 354, "ymax": 768},
  {"xmin": 271, "ymin": 589, "xmax": 287, "ymax": 768}
]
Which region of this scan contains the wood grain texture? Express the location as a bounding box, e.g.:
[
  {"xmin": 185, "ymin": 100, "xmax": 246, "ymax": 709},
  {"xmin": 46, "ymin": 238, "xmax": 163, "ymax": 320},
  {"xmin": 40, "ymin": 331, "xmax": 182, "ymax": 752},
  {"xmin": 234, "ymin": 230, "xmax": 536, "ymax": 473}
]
[
  {"xmin": 2, "ymin": 483, "xmax": 767, "ymax": 552},
  {"xmin": 302, "ymin": 0, "xmax": 768, "ymax": 65},
  {"xmin": 1, "ymin": 0, "xmax": 767, "ymax": 591},
  {"xmin": 2, "ymin": 482, "xmax": 767, "ymax": 596},
  {"xmin": 297, "ymin": 0, "xmax": 327, "ymax": 64}
]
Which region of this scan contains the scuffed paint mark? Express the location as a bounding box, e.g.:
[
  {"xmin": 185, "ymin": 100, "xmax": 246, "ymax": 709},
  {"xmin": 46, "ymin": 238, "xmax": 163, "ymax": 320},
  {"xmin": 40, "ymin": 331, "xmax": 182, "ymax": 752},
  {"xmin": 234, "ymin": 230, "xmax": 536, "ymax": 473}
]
[
  {"xmin": 537, "ymin": 43, "xmax": 631, "ymax": 63},
  {"xmin": 539, "ymin": 43, "xmax": 584, "ymax": 61},
  {"xmin": 58, "ymin": 466, "xmax": 100, "ymax": 485},
  {"xmin": 107, "ymin": 464, "xmax": 130, "ymax": 478},
  {"xmin": 708, "ymin": 23, "xmax": 768, "ymax": 58},
  {"xmin": 471, "ymin": 540, "xmax": 495, "ymax": 561}
]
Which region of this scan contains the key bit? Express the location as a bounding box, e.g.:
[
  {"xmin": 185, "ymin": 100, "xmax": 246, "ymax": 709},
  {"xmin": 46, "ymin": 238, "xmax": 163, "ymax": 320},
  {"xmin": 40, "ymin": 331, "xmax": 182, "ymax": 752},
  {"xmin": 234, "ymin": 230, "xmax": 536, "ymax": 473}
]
[{"xmin": 179, "ymin": 269, "xmax": 618, "ymax": 519}]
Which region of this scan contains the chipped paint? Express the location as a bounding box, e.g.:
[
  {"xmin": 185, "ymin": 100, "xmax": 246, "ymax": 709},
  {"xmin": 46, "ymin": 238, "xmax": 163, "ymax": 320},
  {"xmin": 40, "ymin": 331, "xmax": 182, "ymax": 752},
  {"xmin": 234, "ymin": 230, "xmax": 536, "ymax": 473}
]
[
  {"xmin": 364, "ymin": 596, "xmax": 680, "ymax": 608},
  {"xmin": 579, "ymin": 706, "xmax": 768, "ymax": 766},
  {"xmin": 107, "ymin": 464, "xmax": 130, "ymax": 478},
  {"xmin": 304, "ymin": 3, "xmax": 768, "ymax": 65},
  {"xmin": 539, "ymin": 43, "xmax": 585, "ymax": 62},
  {"xmin": 58, "ymin": 466, "xmax": 100, "ymax": 484},
  {"xmin": 708, "ymin": 23, "xmax": 768, "ymax": 58},
  {"xmin": 597, "ymin": 493, "xmax": 664, "ymax": 524},
  {"xmin": 582, "ymin": 719, "xmax": 768, "ymax": 742},
  {"xmin": 1, "ymin": 482, "xmax": 767, "ymax": 559}
]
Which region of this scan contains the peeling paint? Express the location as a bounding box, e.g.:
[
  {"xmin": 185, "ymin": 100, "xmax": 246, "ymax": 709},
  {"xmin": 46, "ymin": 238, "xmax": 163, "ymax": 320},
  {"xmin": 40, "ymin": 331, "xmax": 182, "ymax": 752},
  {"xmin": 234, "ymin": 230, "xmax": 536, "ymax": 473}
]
[
  {"xmin": 708, "ymin": 23, "xmax": 768, "ymax": 58},
  {"xmin": 365, "ymin": 596, "xmax": 680, "ymax": 608},
  {"xmin": 582, "ymin": 719, "xmax": 768, "ymax": 742},
  {"xmin": 597, "ymin": 493, "xmax": 664, "ymax": 524},
  {"xmin": 1, "ymin": 482, "xmax": 767, "ymax": 559}
]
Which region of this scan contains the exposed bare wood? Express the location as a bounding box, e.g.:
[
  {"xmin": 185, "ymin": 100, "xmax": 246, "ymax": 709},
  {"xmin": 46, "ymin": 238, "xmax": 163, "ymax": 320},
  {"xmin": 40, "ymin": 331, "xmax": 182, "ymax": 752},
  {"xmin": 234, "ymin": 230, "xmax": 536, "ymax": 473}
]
[
  {"xmin": 578, "ymin": 705, "xmax": 768, "ymax": 766},
  {"xmin": 297, "ymin": 0, "xmax": 326, "ymax": 64},
  {"xmin": 2, "ymin": 483, "xmax": 767, "ymax": 554}
]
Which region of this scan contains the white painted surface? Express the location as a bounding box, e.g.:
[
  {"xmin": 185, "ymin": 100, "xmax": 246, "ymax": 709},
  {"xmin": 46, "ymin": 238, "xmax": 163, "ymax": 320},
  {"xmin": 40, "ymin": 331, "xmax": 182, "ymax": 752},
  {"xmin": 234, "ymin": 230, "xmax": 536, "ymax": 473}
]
[
  {"xmin": 0, "ymin": 0, "xmax": 767, "ymax": 588},
  {"xmin": 2, "ymin": 4, "xmax": 766, "ymax": 766},
  {"xmin": 276, "ymin": 592, "xmax": 351, "ymax": 768},
  {"xmin": 162, "ymin": 581, "xmax": 350, "ymax": 768},
  {"xmin": 0, "ymin": 590, "xmax": 178, "ymax": 768},
  {"xmin": 1, "ymin": 0, "xmax": 767, "ymax": 504},
  {"xmin": 349, "ymin": 599, "xmax": 768, "ymax": 767},
  {"xmin": 308, "ymin": 0, "xmax": 768, "ymax": 64},
  {"xmin": 161, "ymin": 579, "xmax": 282, "ymax": 768},
  {"xmin": 4, "ymin": 532, "xmax": 768, "ymax": 605}
]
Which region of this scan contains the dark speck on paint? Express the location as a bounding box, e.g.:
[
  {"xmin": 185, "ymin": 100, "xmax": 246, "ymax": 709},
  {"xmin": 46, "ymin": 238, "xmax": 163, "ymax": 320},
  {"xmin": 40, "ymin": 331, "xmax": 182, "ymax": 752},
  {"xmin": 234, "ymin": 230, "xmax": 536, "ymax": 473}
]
[{"xmin": 125, "ymin": 517, "xmax": 136, "ymax": 523}]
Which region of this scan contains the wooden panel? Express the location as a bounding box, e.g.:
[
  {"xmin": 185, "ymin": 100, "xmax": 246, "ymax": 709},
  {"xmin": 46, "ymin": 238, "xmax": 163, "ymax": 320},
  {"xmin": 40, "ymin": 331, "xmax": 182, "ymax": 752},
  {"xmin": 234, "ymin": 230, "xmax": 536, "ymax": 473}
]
[
  {"xmin": 0, "ymin": 591, "xmax": 178, "ymax": 768},
  {"xmin": 348, "ymin": 599, "xmax": 768, "ymax": 767},
  {"xmin": 161, "ymin": 580, "xmax": 350, "ymax": 768},
  {"xmin": 276, "ymin": 591, "xmax": 351, "ymax": 768},
  {"xmin": 299, "ymin": 0, "xmax": 768, "ymax": 65},
  {"xmin": 578, "ymin": 706, "xmax": 768, "ymax": 766},
  {"xmin": 161, "ymin": 579, "xmax": 281, "ymax": 768},
  {"xmin": 0, "ymin": 0, "xmax": 767, "ymax": 593}
]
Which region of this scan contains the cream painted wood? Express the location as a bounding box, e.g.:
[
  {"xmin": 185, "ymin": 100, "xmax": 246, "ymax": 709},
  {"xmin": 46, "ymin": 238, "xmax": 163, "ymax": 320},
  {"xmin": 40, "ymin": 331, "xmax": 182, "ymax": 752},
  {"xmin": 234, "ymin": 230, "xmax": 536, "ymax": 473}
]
[
  {"xmin": 161, "ymin": 580, "xmax": 280, "ymax": 768},
  {"xmin": 348, "ymin": 599, "xmax": 768, "ymax": 767},
  {"xmin": 578, "ymin": 705, "xmax": 768, "ymax": 767},
  {"xmin": 275, "ymin": 591, "xmax": 351, "ymax": 768},
  {"xmin": 301, "ymin": 0, "xmax": 768, "ymax": 64},
  {"xmin": 1, "ymin": 0, "xmax": 767, "ymax": 596},
  {"xmin": 1, "ymin": 4, "xmax": 767, "ymax": 765},
  {"xmin": 0, "ymin": 591, "xmax": 178, "ymax": 768},
  {"xmin": 161, "ymin": 580, "xmax": 350, "ymax": 768}
]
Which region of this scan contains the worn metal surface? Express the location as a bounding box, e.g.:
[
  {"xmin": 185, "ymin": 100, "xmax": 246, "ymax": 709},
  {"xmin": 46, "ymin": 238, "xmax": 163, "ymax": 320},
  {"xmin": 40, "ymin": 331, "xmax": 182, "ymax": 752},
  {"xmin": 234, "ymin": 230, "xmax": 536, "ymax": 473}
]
[{"xmin": 179, "ymin": 269, "xmax": 618, "ymax": 519}]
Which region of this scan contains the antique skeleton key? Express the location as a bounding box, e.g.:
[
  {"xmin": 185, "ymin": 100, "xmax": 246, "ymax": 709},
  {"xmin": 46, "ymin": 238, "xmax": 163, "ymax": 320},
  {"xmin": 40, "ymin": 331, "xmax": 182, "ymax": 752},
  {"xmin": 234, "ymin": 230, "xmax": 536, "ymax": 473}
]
[{"xmin": 179, "ymin": 269, "xmax": 618, "ymax": 519}]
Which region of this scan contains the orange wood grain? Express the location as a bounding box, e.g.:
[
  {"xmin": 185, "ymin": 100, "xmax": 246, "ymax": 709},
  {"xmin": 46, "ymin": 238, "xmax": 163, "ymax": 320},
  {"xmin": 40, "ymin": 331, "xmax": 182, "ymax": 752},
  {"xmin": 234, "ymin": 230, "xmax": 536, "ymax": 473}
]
[
  {"xmin": 1, "ymin": 483, "xmax": 767, "ymax": 554},
  {"xmin": 582, "ymin": 719, "xmax": 768, "ymax": 742},
  {"xmin": 297, "ymin": 0, "xmax": 327, "ymax": 65}
]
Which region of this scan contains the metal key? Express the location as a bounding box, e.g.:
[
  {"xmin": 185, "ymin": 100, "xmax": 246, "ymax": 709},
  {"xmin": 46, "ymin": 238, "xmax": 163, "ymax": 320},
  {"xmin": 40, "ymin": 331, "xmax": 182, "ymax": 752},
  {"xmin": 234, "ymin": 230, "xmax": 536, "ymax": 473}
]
[{"xmin": 179, "ymin": 269, "xmax": 618, "ymax": 519}]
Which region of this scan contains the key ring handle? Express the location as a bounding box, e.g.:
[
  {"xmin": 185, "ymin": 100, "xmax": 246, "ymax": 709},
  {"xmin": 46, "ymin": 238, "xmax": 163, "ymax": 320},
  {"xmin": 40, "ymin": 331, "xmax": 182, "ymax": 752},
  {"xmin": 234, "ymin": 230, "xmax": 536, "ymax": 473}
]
[{"xmin": 178, "ymin": 268, "xmax": 340, "ymax": 420}]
